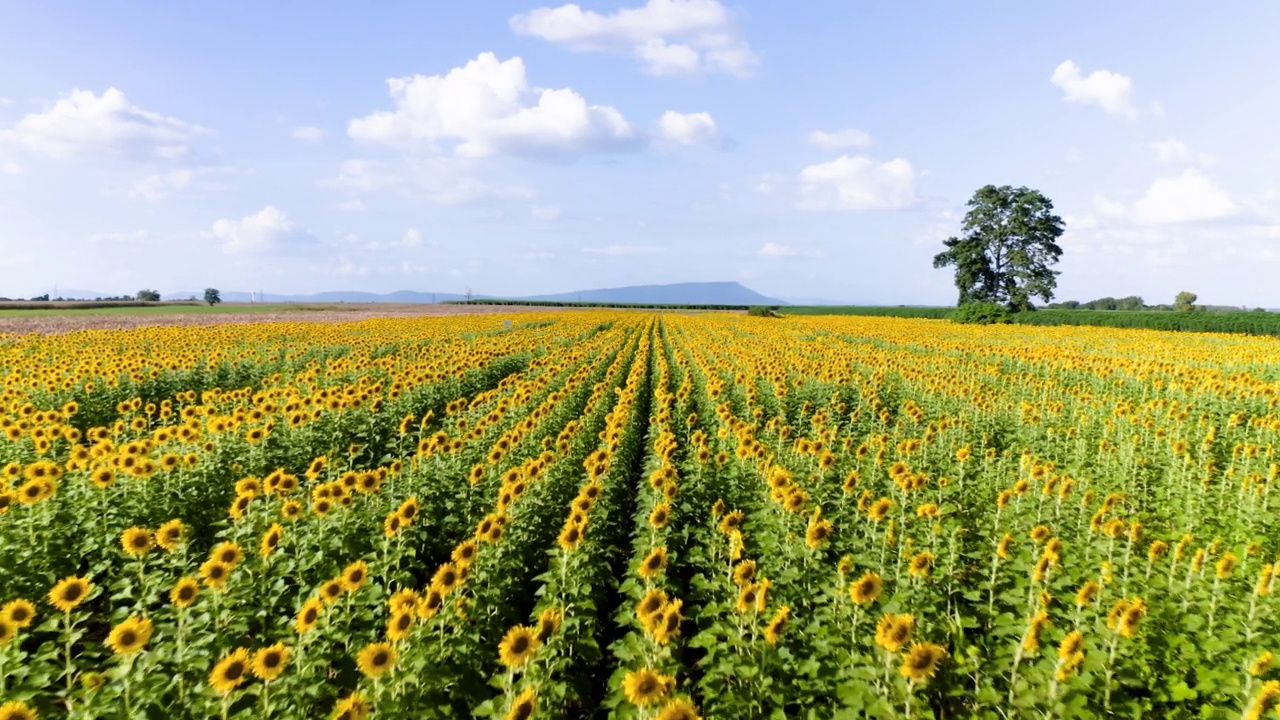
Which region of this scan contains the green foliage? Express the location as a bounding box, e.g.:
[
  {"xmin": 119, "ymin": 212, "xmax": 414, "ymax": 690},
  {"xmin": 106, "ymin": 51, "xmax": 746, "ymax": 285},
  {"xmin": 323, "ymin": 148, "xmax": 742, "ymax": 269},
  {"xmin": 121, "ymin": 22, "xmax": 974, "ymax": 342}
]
[
  {"xmin": 746, "ymin": 306, "xmax": 779, "ymax": 317},
  {"xmin": 950, "ymin": 301, "xmax": 1013, "ymax": 324},
  {"xmin": 779, "ymin": 306, "xmax": 954, "ymax": 319},
  {"xmin": 204, "ymin": 288, "xmax": 222, "ymax": 306},
  {"xmin": 1011, "ymin": 309, "xmax": 1280, "ymax": 335},
  {"xmin": 1175, "ymin": 291, "xmax": 1198, "ymax": 312},
  {"xmin": 135, "ymin": 289, "xmax": 161, "ymax": 302},
  {"xmin": 933, "ymin": 185, "xmax": 1065, "ymax": 311}
]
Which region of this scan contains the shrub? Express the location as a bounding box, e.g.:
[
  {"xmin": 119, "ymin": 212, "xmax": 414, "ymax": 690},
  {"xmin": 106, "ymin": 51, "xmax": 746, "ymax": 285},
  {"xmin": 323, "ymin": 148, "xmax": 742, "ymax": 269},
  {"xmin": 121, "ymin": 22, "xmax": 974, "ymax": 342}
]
[{"xmin": 951, "ymin": 301, "xmax": 1013, "ymax": 325}]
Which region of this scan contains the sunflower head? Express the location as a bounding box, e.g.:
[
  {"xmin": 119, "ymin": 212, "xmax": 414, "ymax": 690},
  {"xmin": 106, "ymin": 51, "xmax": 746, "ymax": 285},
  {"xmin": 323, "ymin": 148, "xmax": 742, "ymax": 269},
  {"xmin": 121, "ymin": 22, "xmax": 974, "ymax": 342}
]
[
  {"xmin": 504, "ymin": 687, "xmax": 537, "ymax": 720},
  {"xmin": 386, "ymin": 610, "xmax": 415, "ymax": 642},
  {"xmin": 171, "ymin": 577, "xmax": 200, "ymax": 608},
  {"xmin": 296, "ymin": 597, "xmax": 324, "ymax": 634},
  {"xmin": 899, "ymin": 642, "xmax": 948, "ymax": 683},
  {"xmin": 356, "ymin": 642, "xmax": 398, "ymax": 678},
  {"xmin": 849, "ymin": 571, "xmax": 883, "ymax": 605},
  {"xmin": 638, "ymin": 547, "xmax": 668, "ymax": 580},
  {"xmin": 209, "ymin": 648, "xmax": 251, "ymax": 695},
  {"xmin": 875, "ymin": 613, "xmax": 914, "ymax": 653},
  {"xmin": 653, "ymin": 697, "xmax": 701, "ymax": 720},
  {"xmin": 0, "ymin": 701, "xmax": 39, "ymax": 720},
  {"xmin": 498, "ymin": 625, "xmax": 541, "ymax": 669},
  {"xmin": 623, "ymin": 667, "xmax": 675, "ymax": 707},
  {"xmin": 106, "ymin": 616, "xmax": 153, "ymax": 655},
  {"xmin": 2, "ymin": 599, "xmax": 36, "ymax": 629},
  {"xmin": 155, "ymin": 519, "xmax": 185, "ymax": 551},
  {"xmin": 535, "ymin": 606, "xmax": 562, "ymax": 643},
  {"xmin": 48, "ymin": 576, "xmax": 93, "ymax": 613},
  {"xmin": 252, "ymin": 643, "xmax": 291, "ymax": 682},
  {"xmin": 341, "ymin": 560, "xmax": 369, "ymax": 593},
  {"xmin": 199, "ymin": 559, "xmax": 232, "ymax": 591}
]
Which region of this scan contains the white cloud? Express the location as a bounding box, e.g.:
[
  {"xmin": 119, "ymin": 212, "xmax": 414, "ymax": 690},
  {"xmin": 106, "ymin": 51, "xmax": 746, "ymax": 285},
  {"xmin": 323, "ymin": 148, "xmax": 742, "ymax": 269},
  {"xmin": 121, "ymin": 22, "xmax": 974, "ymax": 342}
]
[
  {"xmin": 130, "ymin": 169, "xmax": 193, "ymax": 200},
  {"xmin": 582, "ymin": 244, "xmax": 664, "ymax": 255},
  {"xmin": 292, "ymin": 126, "xmax": 326, "ymax": 142},
  {"xmin": 510, "ymin": 0, "xmax": 756, "ymax": 76},
  {"xmin": 1130, "ymin": 170, "xmax": 1238, "ymax": 225},
  {"xmin": 335, "ymin": 199, "xmax": 367, "ymax": 212},
  {"xmin": 211, "ymin": 206, "xmax": 318, "ymax": 254},
  {"xmin": 88, "ymin": 230, "xmax": 151, "ymax": 244},
  {"xmin": 1150, "ymin": 139, "xmax": 1214, "ymax": 166},
  {"xmin": 0, "ymin": 88, "xmax": 206, "ymax": 160},
  {"xmin": 1, "ymin": 161, "xmax": 20, "ymax": 175},
  {"xmin": 797, "ymin": 155, "xmax": 916, "ymax": 211},
  {"xmin": 323, "ymin": 157, "xmax": 535, "ymax": 205},
  {"xmin": 757, "ymin": 242, "xmax": 797, "ymax": 257},
  {"xmin": 349, "ymin": 53, "xmax": 641, "ymax": 158},
  {"xmin": 1050, "ymin": 60, "xmax": 1139, "ymax": 119},
  {"xmin": 530, "ymin": 205, "xmax": 564, "ymax": 221},
  {"xmin": 659, "ymin": 110, "xmax": 718, "ymax": 146},
  {"xmin": 807, "ymin": 128, "xmax": 871, "ymax": 152},
  {"xmin": 399, "ymin": 228, "xmax": 423, "ymax": 247}
]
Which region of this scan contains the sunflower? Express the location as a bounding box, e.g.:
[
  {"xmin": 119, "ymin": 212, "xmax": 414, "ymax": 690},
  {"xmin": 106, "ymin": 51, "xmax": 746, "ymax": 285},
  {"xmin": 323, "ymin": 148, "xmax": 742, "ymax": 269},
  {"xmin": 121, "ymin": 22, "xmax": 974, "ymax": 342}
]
[
  {"xmin": 341, "ymin": 560, "xmax": 369, "ymax": 593},
  {"xmin": 171, "ymin": 577, "xmax": 200, "ymax": 608},
  {"xmin": 1249, "ymin": 681, "xmax": 1280, "ymax": 720},
  {"xmin": 0, "ymin": 701, "xmax": 38, "ymax": 720},
  {"xmin": 431, "ymin": 563, "xmax": 461, "ymax": 595},
  {"xmin": 118, "ymin": 527, "xmax": 152, "ymax": 556},
  {"xmin": 106, "ymin": 616, "xmax": 153, "ymax": 655},
  {"xmin": 637, "ymin": 589, "xmax": 669, "ymax": 631},
  {"xmin": 849, "ymin": 571, "xmax": 883, "ymax": 605},
  {"xmin": 875, "ymin": 613, "xmax": 914, "ymax": 653},
  {"xmin": 735, "ymin": 583, "xmax": 759, "ymax": 614},
  {"xmin": 252, "ymin": 643, "xmax": 290, "ymax": 682},
  {"xmin": 1251, "ymin": 651, "xmax": 1274, "ymax": 677},
  {"xmin": 899, "ymin": 642, "xmax": 947, "ymax": 682},
  {"xmin": 356, "ymin": 642, "xmax": 398, "ymax": 678},
  {"xmin": 330, "ymin": 691, "xmax": 371, "ymax": 720},
  {"xmin": 386, "ymin": 610, "xmax": 415, "ymax": 642},
  {"xmin": 868, "ymin": 498, "xmax": 894, "ymax": 522},
  {"xmin": 1058, "ymin": 630, "xmax": 1084, "ymax": 661},
  {"xmin": 260, "ymin": 524, "xmax": 284, "ymax": 558},
  {"xmin": 452, "ymin": 540, "xmax": 479, "ymax": 566},
  {"xmin": 652, "ymin": 599, "xmax": 683, "ymax": 645},
  {"xmin": 558, "ymin": 523, "xmax": 584, "ymax": 552},
  {"xmin": 764, "ymin": 605, "xmax": 791, "ymax": 646},
  {"xmin": 48, "ymin": 576, "xmax": 92, "ymax": 613},
  {"xmin": 1075, "ymin": 579, "xmax": 1100, "ymax": 607},
  {"xmin": 209, "ymin": 647, "xmax": 251, "ymax": 694},
  {"xmin": 639, "ymin": 547, "xmax": 668, "ymax": 580},
  {"xmin": 2, "ymin": 599, "xmax": 36, "ymax": 629},
  {"xmin": 417, "ymin": 588, "xmax": 444, "ymax": 620},
  {"xmin": 296, "ymin": 597, "xmax": 324, "ymax": 634},
  {"xmin": 623, "ymin": 667, "xmax": 674, "ymax": 707},
  {"xmin": 536, "ymin": 606, "xmax": 562, "ymax": 643},
  {"xmin": 199, "ymin": 559, "xmax": 232, "ymax": 591},
  {"xmin": 504, "ymin": 686, "xmax": 537, "ymax": 720},
  {"xmin": 212, "ymin": 542, "xmax": 244, "ymax": 568},
  {"xmin": 907, "ymin": 552, "xmax": 935, "ymax": 578},
  {"xmin": 498, "ymin": 625, "xmax": 541, "ymax": 669},
  {"xmin": 654, "ymin": 697, "xmax": 701, "ymax": 720},
  {"xmin": 154, "ymin": 519, "xmax": 185, "ymax": 551},
  {"xmin": 90, "ymin": 467, "xmax": 115, "ymax": 488},
  {"xmin": 0, "ymin": 621, "xmax": 15, "ymax": 646}
]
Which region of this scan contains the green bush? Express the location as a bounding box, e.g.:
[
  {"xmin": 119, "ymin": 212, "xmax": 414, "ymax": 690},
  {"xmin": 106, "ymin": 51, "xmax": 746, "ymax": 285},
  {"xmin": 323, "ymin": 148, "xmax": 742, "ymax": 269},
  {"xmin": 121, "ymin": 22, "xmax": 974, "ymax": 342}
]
[
  {"xmin": 747, "ymin": 306, "xmax": 779, "ymax": 317},
  {"xmin": 951, "ymin": 302, "xmax": 1013, "ymax": 325}
]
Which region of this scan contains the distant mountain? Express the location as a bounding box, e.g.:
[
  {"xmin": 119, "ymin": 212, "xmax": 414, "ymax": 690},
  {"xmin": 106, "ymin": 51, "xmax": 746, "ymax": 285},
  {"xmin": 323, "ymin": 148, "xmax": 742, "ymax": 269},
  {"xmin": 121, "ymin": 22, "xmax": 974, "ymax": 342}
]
[{"xmin": 521, "ymin": 282, "xmax": 786, "ymax": 306}]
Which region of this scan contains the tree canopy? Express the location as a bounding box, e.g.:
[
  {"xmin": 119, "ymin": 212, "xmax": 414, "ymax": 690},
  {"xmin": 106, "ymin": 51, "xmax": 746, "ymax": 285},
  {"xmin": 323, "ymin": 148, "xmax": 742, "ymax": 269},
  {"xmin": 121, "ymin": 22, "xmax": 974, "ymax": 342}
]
[
  {"xmin": 204, "ymin": 288, "xmax": 222, "ymax": 306},
  {"xmin": 933, "ymin": 185, "xmax": 1065, "ymax": 312}
]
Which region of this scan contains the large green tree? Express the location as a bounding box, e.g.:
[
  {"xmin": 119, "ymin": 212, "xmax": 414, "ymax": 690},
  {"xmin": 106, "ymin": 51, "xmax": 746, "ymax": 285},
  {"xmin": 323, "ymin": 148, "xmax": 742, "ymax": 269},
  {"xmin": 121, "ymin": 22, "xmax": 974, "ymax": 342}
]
[{"xmin": 933, "ymin": 185, "xmax": 1065, "ymax": 311}]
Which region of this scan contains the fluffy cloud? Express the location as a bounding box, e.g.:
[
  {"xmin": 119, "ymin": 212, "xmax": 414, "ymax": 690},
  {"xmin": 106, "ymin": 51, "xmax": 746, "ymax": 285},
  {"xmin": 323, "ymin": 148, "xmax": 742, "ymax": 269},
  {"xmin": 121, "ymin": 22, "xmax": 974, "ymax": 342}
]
[
  {"xmin": 0, "ymin": 88, "xmax": 206, "ymax": 160},
  {"xmin": 1051, "ymin": 61, "xmax": 1138, "ymax": 119},
  {"xmin": 807, "ymin": 128, "xmax": 871, "ymax": 152},
  {"xmin": 323, "ymin": 158, "xmax": 536, "ymax": 205},
  {"xmin": 1151, "ymin": 139, "xmax": 1214, "ymax": 165},
  {"xmin": 292, "ymin": 126, "xmax": 325, "ymax": 142},
  {"xmin": 1, "ymin": 161, "xmax": 20, "ymax": 175},
  {"xmin": 130, "ymin": 169, "xmax": 193, "ymax": 200},
  {"xmin": 797, "ymin": 155, "xmax": 916, "ymax": 211},
  {"xmin": 510, "ymin": 0, "xmax": 756, "ymax": 76},
  {"xmin": 211, "ymin": 206, "xmax": 317, "ymax": 254},
  {"xmin": 1093, "ymin": 170, "xmax": 1239, "ymax": 226},
  {"xmin": 659, "ymin": 110, "xmax": 718, "ymax": 145},
  {"xmin": 757, "ymin": 242, "xmax": 798, "ymax": 257},
  {"xmin": 1130, "ymin": 170, "xmax": 1238, "ymax": 225},
  {"xmin": 348, "ymin": 53, "xmax": 641, "ymax": 158}
]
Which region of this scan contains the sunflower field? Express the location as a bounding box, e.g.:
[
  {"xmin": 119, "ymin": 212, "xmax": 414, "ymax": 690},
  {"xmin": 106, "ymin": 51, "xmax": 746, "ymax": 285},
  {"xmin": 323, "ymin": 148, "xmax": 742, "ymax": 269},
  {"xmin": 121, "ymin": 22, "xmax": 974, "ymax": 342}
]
[{"xmin": 2, "ymin": 312, "xmax": 1280, "ymax": 719}]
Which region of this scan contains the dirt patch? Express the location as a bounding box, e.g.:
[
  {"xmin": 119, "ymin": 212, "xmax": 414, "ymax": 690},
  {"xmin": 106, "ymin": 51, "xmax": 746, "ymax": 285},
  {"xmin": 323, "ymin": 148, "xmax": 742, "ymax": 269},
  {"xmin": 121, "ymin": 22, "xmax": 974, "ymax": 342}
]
[{"xmin": 0, "ymin": 304, "xmax": 590, "ymax": 336}]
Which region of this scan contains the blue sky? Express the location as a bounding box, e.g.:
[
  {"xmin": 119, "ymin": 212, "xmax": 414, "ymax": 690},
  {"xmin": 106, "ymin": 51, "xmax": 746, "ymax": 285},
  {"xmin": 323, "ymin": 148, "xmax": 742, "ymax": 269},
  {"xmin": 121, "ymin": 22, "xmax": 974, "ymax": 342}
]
[{"xmin": 1, "ymin": 1, "xmax": 1278, "ymax": 305}]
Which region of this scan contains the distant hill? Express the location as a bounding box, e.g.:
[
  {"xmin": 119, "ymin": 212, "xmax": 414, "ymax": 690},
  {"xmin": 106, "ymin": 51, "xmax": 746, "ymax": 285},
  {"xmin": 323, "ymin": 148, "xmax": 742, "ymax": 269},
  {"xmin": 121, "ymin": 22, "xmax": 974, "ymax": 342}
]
[{"xmin": 520, "ymin": 282, "xmax": 785, "ymax": 306}]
